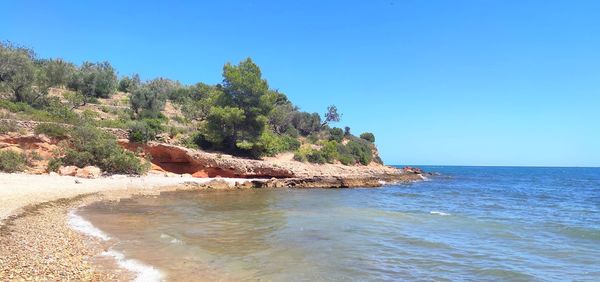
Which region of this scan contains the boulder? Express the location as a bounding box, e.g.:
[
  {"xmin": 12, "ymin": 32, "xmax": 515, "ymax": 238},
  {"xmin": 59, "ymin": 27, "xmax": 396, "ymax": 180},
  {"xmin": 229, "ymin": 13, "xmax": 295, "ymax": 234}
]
[
  {"xmin": 75, "ymin": 166, "xmax": 102, "ymax": 179},
  {"xmin": 58, "ymin": 166, "xmax": 78, "ymax": 176}
]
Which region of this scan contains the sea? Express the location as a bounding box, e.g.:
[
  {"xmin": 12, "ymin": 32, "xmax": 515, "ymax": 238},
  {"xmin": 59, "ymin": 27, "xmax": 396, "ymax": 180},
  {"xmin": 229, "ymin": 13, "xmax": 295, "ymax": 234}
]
[{"xmin": 74, "ymin": 166, "xmax": 600, "ymax": 281}]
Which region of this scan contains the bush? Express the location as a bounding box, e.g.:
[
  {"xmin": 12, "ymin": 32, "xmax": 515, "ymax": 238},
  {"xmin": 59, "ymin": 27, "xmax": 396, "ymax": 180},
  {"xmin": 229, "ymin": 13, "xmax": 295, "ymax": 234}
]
[
  {"xmin": 0, "ymin": 120, "xmax": 18, "ymax": 134},
  {"xmin": 320, "ymin": 140, "xmax": 339, "ymax": 163},
  {"xmin": 95, "ymin": 119, "xmax": 129, "ymax": 129},
  {"xmin": 47, "ymin": 158, "xmax": 62, "ymax": 172},
  {"xmin": 306, "ymin": 150, "xmax": 326, "ymax": 164},
  {"xmin": 0, "ymin": 150, "xmax": 27, "ymax": 172},
  {"xmin": 258, "ymin": 131, "xmax": 301, "ymax": 157},
  {"xmin": 346, "ymin": 139, "xmax": 373, "ymax": 165},
  {"xmin": 34, "ymin": 123, "xmax": 70, "ymax": 138},
  {"xmin": 128, "ymin": 119, "xmax": 164, "ymax": 143},
  {"xmin": 60, "ymin": 125, "xmax": 149, "ymax": 174},
  {"xmin": 338, "ymin": 154, "xmax": 355, "ymax": 165},
  {"xmin": 329, "ymin": 127, "xmax": 344, "ymax": 142},
  {"xmin": 360, "ymin": 132, "xmax": 375, "ymax": 143},
  {"xmin": 293, "ymin": 152, "xmax": 307, "ymax": 162},
  {"xmin": 0, "ymin": 100, "xmax": 32, "ymax": 113}
]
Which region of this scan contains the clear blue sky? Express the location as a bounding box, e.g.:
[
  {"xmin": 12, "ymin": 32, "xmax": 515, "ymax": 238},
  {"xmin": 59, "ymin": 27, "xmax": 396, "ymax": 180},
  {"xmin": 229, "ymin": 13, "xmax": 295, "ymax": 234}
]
[{"xmin": 2, "ymin": 0, "xmax": 599, "ymax": 167}]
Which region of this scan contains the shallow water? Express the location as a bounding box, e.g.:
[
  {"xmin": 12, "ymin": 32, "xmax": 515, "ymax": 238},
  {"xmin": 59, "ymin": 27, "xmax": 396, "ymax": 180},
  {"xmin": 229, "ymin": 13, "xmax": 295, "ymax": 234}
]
[{"xmin": 79, "ymin": 166, "xmax": 600, "ymax": 281}]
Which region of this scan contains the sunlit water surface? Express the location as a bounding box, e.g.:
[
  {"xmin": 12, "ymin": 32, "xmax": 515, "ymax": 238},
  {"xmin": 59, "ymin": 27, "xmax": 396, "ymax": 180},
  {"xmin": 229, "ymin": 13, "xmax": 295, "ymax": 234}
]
[{"xmin": 79, "ymin": 166, "xmax": 600, "ymax": 281}]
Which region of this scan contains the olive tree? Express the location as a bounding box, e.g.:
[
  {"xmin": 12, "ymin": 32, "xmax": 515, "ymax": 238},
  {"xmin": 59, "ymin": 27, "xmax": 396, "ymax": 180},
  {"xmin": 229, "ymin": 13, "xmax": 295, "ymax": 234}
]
[
  {"xmin": 0, "ymin": 42, "xmax": 36, "ymax": 103},
  {"xmin": 68, "ymin": 61, "xmax": 117, "ymax": 102}
]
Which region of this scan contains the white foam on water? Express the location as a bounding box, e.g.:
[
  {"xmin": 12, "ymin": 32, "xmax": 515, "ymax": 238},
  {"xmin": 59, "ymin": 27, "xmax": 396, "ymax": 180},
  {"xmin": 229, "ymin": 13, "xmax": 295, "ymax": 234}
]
[
  {"xmin": 102, "ymin": 249, "xmax": 164, "ymax": 282},
  {"xmin": 430, "ymin": 211, "xmax": 450, "ymax": 216},
  {"xmin": 68, "ymin": 210, "xmax": 110, "ymax": 241},
  {"xmin": 69, "ymin": 209, "xmax": 163, "ymax": 281},
  {"xmin": 160, "ymin": 233, "xmax": 184, "ymax": 245}
]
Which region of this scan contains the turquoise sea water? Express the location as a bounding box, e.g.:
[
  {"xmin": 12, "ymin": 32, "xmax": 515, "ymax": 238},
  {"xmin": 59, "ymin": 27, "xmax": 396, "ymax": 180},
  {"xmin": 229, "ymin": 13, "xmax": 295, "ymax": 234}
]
[{"xmin": 79, "ymin": 166, "xmax": 600, "ymax": 281}]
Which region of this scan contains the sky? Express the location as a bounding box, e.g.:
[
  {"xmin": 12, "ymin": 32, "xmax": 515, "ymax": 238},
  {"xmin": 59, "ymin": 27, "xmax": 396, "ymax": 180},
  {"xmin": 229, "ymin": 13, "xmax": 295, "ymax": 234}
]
[{"xmin": 1, "ymin": 0, "xmax": 599, "ymax": 167}]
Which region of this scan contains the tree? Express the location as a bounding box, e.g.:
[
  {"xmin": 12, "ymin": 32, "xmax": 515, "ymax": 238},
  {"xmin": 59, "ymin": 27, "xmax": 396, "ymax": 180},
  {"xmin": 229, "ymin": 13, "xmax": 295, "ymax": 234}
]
[
  {"xmin": 38, "ymin": 58, "xmax": 76, "ymax": 87},
  {"xmin": 63, "ymin": 91, "xmax": 86, "ymax": 109},
  {"xmin": 118, "ymin": 73, "xmax": 141, "ymax": 93},
  {"xmin": 130, "ymin": 84, "xmax": 167, "ymax": 118},
  {"xmin": 146, "ymin": 77, "xmax": 179, "ymax": 97},
  {"xmin": 268, "ymin": 103, "xmax": 295, "ymax": 134},
  {"xmin": 179, "ymin": 83, "xmax": 225, "ymax": 121},
  {"xmin": 213, "ymin": 58, "xmax": 271, "ymax": 153},
  {"xmin": 202, "ymin": 106, "xmax": 245, "ymax": 146},
  {"xmin": 322, "ymin": 105, "xmax": 341, "ymax": 126},
  {"xmin": 291, "ymin": 112, "xmax": 321, "ymax": 136},
  {"xmin": 344, "ymin": 126, "xmax": 351, "ymax": 136},
  {"xmin": 68, "ymin": 61, "xmax": 117, "ymax": 102},
  {"xmin": 329, "ymin": 127, "xmax": 344, "ymax": 142},
  {"xmin": 360, "ymin": 132, "xmax": 375, "ymax": 143},
  {"xmin": 0, "ymin": 42, "xmax": 36, "ymax": 103}
]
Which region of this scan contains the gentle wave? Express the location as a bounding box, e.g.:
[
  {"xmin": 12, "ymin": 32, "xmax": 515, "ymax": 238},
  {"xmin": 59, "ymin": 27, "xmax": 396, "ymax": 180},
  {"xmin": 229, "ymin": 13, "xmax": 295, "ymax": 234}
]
[
  {"xmin": 160, "ymin": 233, "xmax": 184, "ymax": 244},
  {"xmin": 430, "ymin": 211, "xmax": 450, "ymax": 216},
  {"xmin": 102, "ymin": 249, "xmax": 163, "ymax": 282},
  {"xmin": 68, "ymin": 210, "xmax": 110, "ymax": 241},
  {"xmin": 68, "ymin": 209, "xmax": 163, "ymax": 281}
]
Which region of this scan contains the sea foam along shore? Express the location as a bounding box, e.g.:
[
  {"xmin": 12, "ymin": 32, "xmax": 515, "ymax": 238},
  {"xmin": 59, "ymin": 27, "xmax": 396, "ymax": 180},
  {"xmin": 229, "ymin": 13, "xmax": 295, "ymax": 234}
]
[{"xmin": 69, "ymin": 210, "xmax": 163, "ymax": 282}]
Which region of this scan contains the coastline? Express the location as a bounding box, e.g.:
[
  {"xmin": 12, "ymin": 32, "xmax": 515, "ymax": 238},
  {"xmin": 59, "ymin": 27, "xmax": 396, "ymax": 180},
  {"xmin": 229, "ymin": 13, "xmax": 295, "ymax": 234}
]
[{"xmin": 0, "ymin": 170, "xmax": 423, "ymax": 280}]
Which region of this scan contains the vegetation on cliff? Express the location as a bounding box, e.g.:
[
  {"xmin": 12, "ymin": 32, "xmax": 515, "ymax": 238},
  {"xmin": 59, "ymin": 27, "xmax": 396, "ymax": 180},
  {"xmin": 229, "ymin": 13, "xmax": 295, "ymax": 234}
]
[{"xmin": 0, "ymin": 41, "xmax": 383, "ymax": 174}]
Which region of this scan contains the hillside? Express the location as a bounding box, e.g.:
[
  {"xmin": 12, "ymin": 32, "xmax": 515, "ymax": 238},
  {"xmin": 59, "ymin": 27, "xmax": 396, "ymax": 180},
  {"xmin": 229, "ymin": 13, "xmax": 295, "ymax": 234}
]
[{"xmin": 0, "ymin": 41, "xmax": 407, "ymax": 180}]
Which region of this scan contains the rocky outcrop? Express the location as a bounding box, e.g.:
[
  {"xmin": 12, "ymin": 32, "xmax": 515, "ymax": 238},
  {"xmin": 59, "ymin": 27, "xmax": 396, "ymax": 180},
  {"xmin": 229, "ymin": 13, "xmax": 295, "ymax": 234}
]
[
  {"xmin": 58, "ymin": 165, "xmax": 102, "ymax": 178},
  {"xmin": 58, "ymin": 166, "xmax": 78, "ymax": 176},
  {"xmin": 120, "ymin": 141, "xmax": 295, "ymax": 178},
  {"xmin": 75, "ymin": 166, "xmax": 102, "ymax": 179},
  {"xmin": 248, "ymin": 173, "xmax": 423, "ymax": 189}
]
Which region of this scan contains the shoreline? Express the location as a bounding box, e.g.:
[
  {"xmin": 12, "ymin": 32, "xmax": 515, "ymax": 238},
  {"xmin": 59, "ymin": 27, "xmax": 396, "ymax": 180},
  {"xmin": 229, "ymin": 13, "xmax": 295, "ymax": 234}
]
[{"xmin": 0, "ymin": 171, "xmax": 423, "ymax": 280}]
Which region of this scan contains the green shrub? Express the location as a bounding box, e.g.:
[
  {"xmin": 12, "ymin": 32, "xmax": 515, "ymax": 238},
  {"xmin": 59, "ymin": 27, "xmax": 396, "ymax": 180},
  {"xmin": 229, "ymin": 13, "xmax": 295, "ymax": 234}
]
[
  {"xmin": 306, "ymin": 150, "xmax": 326, "ymax": 164},
  {"xmin": 0, "ymin": 150, "xmax": 27, "ymax": 172},
  {"xmin": 0, "ymin": 100, "xmax": 32, "ymax": 113},
  {"xmin": 34, "ymin": 123, "xmax": 70, "ymax": 138},
  {"xmin": 360, "ymin": 132, "xmax": 375, "ymax": 143},
  {"xmin": 338, "ymin": 154, "xmax": 355, "ymax": 165},
  {"xmin": 329, "ymin": 127, "xmax": 344, "ymax": 142},
  {"xmin": 293, "ymin": 152, "xmax": 307, "ymax": 162},
  {"xmin": 0, "ymin": 120, "xmax": 18, "ymax": 134},
  {"xmin": 128, "ymin": 118, "xmax": 164, "ymax": 143},
  {"xmin": 320, "ymin": 140, "xmax": 339, "ymax": 163},
  {"xmin": 257, "ymin": 131, "xmax": 302, "ymax": 156},
  {"xmin": 346, "ymin": 139, "xmax": 373, "ymax": 165},
  {"xmin": 95, "ymin": 119, "xmax": 129, "ymax": 129},
  {"xmin": 60, "ymin": 125, "xmax": 149, "ymax": 174},
  {"xmin": 47, "ymin": 158, "xmax": 62, "ymax": 172}
]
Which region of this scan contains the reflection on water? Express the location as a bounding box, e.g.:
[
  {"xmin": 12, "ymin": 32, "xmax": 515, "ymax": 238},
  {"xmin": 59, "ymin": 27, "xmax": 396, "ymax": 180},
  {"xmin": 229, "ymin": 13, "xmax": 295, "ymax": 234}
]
[{"xmin": 80, "ymin": 167, "xmax": 600, "ymax": 281}]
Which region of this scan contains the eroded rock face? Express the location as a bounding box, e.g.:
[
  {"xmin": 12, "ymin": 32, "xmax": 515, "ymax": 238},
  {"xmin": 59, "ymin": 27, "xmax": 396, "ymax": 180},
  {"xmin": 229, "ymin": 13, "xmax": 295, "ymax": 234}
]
[{"xmin": 120, "ymin": 141, "xmax": 296, "ymax": 179}]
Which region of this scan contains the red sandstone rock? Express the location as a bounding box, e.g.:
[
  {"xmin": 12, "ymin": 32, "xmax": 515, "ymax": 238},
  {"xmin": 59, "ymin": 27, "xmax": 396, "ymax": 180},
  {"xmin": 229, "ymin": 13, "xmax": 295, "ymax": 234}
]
[{"xmin": 119, "ymin": 141, "xmax": 296, "ymax": 178}]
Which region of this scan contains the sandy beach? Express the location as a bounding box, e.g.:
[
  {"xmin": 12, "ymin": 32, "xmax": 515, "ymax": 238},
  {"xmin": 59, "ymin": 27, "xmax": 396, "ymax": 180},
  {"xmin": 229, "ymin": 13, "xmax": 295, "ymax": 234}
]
[
  {"xmin": 0, "ymin": 173, "xmax": 254, "ymax": 225},
  {"xmin": 0, "ymin": 173, "xmax": 259, "ymax": 280}
]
